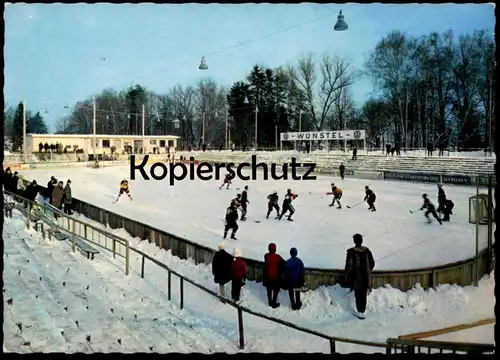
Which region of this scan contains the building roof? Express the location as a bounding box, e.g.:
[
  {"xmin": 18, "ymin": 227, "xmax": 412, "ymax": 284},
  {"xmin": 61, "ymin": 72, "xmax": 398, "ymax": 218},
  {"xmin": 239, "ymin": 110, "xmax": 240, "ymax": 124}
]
[{"xmin": 27, "ymin": 134, "xmax": 180, "ymax": 139}]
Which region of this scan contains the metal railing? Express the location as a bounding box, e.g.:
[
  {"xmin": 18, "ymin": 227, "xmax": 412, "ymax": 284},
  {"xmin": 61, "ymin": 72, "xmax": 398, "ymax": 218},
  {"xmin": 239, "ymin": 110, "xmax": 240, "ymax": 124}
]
[
  {"xmin": 386, "ymin": 338, "xmax": 495, "ymax": 354},
  {"xmin": 4, "ymin": 190, "xmax": 130, "ymax": 276}
]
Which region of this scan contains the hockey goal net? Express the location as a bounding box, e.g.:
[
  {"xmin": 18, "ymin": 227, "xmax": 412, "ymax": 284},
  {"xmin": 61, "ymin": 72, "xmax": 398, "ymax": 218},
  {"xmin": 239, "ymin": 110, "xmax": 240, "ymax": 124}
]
[{"xmin": 468, "ymin": 194, "xmax": 492, "ymax": 225}]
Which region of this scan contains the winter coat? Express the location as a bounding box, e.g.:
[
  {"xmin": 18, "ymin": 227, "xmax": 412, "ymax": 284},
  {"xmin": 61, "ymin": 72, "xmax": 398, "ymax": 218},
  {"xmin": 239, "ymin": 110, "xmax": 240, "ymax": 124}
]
[
  {"xmin": 23, "ymin": 184, "xmax": 39, "ymax": 202},
  {"xmin": 212, "ymin": 249, "xmax": 233, "ymax": 285},
  {"xmin": 63, "ymin": 184, "xmax": 72, "ymax": 205},
  {"xmin": 283, "ymin": 248, "xmax": 305, "ymax": 289},
  {"xmin": 17, "ymin": 177, "xmax": 26, "ymax": 191},
  {"xmin": 52, "ymin": 186, "xmax": 64, "ymax": 208},
  {"xmin": 263, "ymin": 243, "xmax": 285, "ymax": 286},
  {"xmin": 45, "ymin": 180, "xmax": 56, "ymax": 199},
  {"xmin": 345, "ymin": 246, "xmax": 375, "ymax": 292},
  {"xmin": 232, "ymin": 257, "xmax": 247, "ymax": 280},
  {"xmin": 437, "ymin": 187, "xmax": 447, "ymax": 206}
]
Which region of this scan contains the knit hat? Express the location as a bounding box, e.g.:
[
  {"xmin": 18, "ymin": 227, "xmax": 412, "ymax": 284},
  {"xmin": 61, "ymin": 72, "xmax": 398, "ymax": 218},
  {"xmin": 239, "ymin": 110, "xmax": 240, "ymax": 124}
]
[
  {"xmin": 218, "ymin": 242, "xmax": 225, "ymax": 250},
  {"xmin": 268, "ymin": 243, "xmax": 277, "ymax": 253},
  {"xmin": 233, "ymin": 248, "xmax": 242, "ymax": 257},
  {"xmin": 290, "ymin": 247, "xmax": 298, "ymax": 257}
]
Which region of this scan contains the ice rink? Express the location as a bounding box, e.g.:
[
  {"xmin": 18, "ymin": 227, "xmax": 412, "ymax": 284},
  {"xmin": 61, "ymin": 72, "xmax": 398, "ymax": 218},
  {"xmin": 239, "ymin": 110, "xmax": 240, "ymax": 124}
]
[{"xmin": 21, "ymin": 164, "xmax": 488, "ymax": 270}]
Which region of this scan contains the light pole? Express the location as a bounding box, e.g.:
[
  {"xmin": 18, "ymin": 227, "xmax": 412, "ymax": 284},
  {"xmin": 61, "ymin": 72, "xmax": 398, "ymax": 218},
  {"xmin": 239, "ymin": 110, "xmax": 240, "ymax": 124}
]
[
  {"xmin": 201, "ymin": 111, "xmax": 206, "ymax": 146},
  {"xmin": 172, "ymin": 119, "xmax": 181, "ymax": 151},
  {"xmin": 225, "ymin": 105, "xmax": 229, "ymax": 150},
  {"xmin": 92, "ymin": 97, "xmax": 96, "ymax": 160},
  {"xmin": 244, "ymin": 86, "xmax": 258, "ymax": 151},
  {"xmin": 141, "ymin": 104, "xmax": 145, "ymax": 154},
  {"xmin": 22, "ymin": 100, "xmax": 27, "ymax": 163}
]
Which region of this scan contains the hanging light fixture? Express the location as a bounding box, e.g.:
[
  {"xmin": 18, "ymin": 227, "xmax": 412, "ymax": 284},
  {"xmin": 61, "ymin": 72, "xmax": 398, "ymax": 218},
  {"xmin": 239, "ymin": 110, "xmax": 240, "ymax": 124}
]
[
  {"xmin": 199, "ymin": 56, "xmax": 208, "ymax": 70},
  {"xmin": 243, "ymin": 96, "xmax": 249, "ymax": 104},
  {"xmin": 334, "ymin": 10, "xmax": 348, "ymax": 31}
]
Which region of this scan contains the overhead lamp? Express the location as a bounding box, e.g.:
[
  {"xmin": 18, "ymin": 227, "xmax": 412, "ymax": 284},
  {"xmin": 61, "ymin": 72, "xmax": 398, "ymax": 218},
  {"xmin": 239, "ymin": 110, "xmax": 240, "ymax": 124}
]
[
  {"xmin": 243, "ymin": 96, "xmax": 249, "ymax": 104},
  {"xmin": 199, "ymin": 56, "xmax": 208, "ymax": 70},
  {"xmin": 334, "ymin": 10, "xmax": 348, "ymax": 31},
  {"xmin": 172, "ymin": 119, "xmax": 181, "ymax": 129}
]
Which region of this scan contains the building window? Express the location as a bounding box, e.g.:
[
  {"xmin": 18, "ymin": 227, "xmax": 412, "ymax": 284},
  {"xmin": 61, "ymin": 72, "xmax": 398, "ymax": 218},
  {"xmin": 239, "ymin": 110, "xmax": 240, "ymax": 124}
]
[
  {"xmin": 102, "ymin": 140, "xmax": 111, "ymax": 148},
  {"xmin": 159, "ymin": 140, "xmax": 166, "ymax": 147},
  {"xmin": 73, "ymin": 145, "xmax": 79, "ymax": 149},
  {"xmin": 150, "ymin": 140, "xmax": 157, "ymax": 145},
  {"xmin": 168, "ymin": 140, "xmax": 175, "ymax": 147},
  {"xmin": 94, "ymin": 140, "xmax": 99, "ymax": 147}
]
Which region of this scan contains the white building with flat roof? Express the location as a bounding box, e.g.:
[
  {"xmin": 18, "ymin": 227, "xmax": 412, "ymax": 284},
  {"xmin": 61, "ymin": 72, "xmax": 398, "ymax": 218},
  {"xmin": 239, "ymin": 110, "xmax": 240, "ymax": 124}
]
[{"xmin": 27, "ymin": 134, "xmax": 180, "ymax": 155}]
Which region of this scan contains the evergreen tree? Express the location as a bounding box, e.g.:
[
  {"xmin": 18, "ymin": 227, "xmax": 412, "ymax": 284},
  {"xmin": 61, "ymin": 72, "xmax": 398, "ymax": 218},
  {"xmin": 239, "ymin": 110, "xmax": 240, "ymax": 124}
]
[
  {"xmin": 11, "ymin": 102, "xmax": 24, "ymax": 152},
  {"xmin": 28, "ymin": 111, "xmax": 49, "ymax": 134}
]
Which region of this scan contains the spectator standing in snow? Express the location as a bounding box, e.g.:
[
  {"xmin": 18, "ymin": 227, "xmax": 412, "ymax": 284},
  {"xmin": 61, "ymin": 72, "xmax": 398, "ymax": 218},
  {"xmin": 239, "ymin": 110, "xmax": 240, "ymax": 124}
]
[
  {"xmin": 63, "ymin": 179, "xmax": 73, "ymax": 215},
  {"xmin": 212, "ymin": 242, "xmax": 233, "ymax": 297},
  {"xmin": 263, "ymin": 243, "xmax": 286, "ymax": 308},
  {"xmin": 51, "ymin": 181, "xmax": 65, "ymax": 215},
  {"xmin": 284, "ymin": 247, "xmax": 305, "ymax": 310},
  {"xmin": 16, "ymin": 173, "xmax": 26, "ymax": 198},
  {"xmin": 231, "ymin": 248, "xmax": 247, "ymax": 302},
  {"xmin": 345, "ymin": 234, "xmax": 375, "ymax": 319},
  {"xmin": 45, "ymin": 176, "xmax": 57, "ymax": 205},
  {"xmin": 351, "ymin": 147, "xmax": 357, "ymax": 160}
]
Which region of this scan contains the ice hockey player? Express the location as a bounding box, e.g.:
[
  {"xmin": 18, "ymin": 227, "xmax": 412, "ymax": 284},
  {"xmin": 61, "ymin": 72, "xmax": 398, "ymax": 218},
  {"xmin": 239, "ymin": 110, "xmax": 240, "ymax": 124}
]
[
  {"xmin": 232, "ymin": 193, "xmax": 242, "ymax": 209},
  {"xmin": 339, "ymin": 163, "xmax": 345, "ymax": 180},
  {"xmin": 224, "ymin": 201, "xmax": 239, "ymax": 240},
  {"xmin": 219, "ymin": 173, "xmax": 232, "ymax": 190},
  {"xmin": 115, "ymin": 179, "xmax": 133, "ymax": 202},
  {"xmin": 266, "ymin": 191, "xmax": 280, "ymax": 219},
  {"xmin": 327, "ymin": 183, "xmax": 343, "ymax": 208},
  {"xmin": 240, "ymin": 185, "xmax": 249, "ymax": 221},
  {"xmin": 437, "ymin": 184, "xmax": 451, "ymax": 222},
  {"xmin": 420, "ymin": 194, "xmax": 442, "ymax": 225},
  {"xmin": 364, "ymin": 186, "xmax": 376, "ymax": 212},
  {"xmin": 278, "ymin": 189, "xmax": 298, "ymax": 221}
]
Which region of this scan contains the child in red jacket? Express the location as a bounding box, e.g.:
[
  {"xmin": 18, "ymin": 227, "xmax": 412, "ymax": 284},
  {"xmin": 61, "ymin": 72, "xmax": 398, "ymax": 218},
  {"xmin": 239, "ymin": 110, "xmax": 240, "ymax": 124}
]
[
  {"xmin": 231, "ymin": 248, "xmax": 247, "ymax": 302},
  {"xmin": 263, "ymin": 243, "xmax": 285, "ymax": 308}
]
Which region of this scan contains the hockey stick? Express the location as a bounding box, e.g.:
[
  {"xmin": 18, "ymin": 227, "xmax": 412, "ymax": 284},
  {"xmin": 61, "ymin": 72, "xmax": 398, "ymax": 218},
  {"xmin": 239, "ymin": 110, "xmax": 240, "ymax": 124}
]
[
  {"xmin": 409, "ymin": 209, "xmax": 420, "ymax": 214},
  {"xmin": 346, "ymin": 201, "xmax": 364, "ymax": 209}
]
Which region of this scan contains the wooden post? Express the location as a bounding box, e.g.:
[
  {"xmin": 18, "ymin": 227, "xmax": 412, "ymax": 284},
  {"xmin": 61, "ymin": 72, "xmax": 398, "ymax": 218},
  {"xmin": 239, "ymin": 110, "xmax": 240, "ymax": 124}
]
[
  {"xmin": 113, "ymin": 240, "xmax": 116, "ymax": 259},
  {"xmin": 71, "ymin": 219, "xmax": 76, "ymax": 253},
  {"xmin": 141, "ymin": 256, "xmax": 145, "ymax": 278},
  {"xmin": 125, "ymin": 243, "xmax": 129, "ymax": 276},
  {"xmin": 237, "ymin": 308, "xmax": 245, "ymax": 350},
  {"xmin": 167, "ymin": 271, "xmax": 171, "ymax": 301},
  {"xmin": 180, "ymin": 277, "xmax": 184, "ymax": 310},
  {"xmin": 26, "ymin": 202, "xmax": 31, "ymax": 229},
  {"xmin": 329, "ymin": 339, "xmax": 336, "ymax": 354},
  {"xmin": 487, "ymin": 175, "xmax": 493, "ymax": 273},
  {"xmin": 84, "ymin": 225, "xmax": 88, "ymax": 240}
]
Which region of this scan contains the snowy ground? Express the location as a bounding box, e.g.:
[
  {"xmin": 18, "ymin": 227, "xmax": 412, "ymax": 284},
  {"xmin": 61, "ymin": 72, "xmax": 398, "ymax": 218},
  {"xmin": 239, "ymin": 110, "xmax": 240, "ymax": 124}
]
[
  {"xmin": 3, "ymin": 208, "xmax": 495, "ymax": 352},
  {"xmin": 21, "ymin": 165, "xmax": 491, "ymax": 270}
]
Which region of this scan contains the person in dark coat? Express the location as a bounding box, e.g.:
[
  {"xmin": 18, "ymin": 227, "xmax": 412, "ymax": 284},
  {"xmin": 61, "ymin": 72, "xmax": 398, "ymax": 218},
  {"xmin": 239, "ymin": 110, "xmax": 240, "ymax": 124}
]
[
  {"xmin": 385, "ymin": 143, "xmax": 391, "ymax": 156},
  {"xmin": 345, "ymin": 234, "xmax": 375, "ymax": 319},
  {"xmin": 436, "ymin": 184, "xmax": 450, "ymax": 222},
  {"xmin": 427, "ymin": 142, "xmax": 433, "ymax": 156},
  {"xmin": 23, "ymin": 180, "xmax": 40, "ymax": 203},
  {"xmin": 339, "ymin": 162, "xmax": 345, "ymax": 179},
  {"xmin": 4, "ymin": 167, "xmax": 14, "ymax": 192},
  {"xmin": 63, "ymin": 179, "xmax": 73, "ymax": 215},
  {"xmin": 231, "ymin": 248, "xmax": 247, "ymax": 302},
  {"xmin": 12, "ymin": 172, "xmax": 20, "ymax": 200},
  {"xmin": 212, "ymin": 242, "xmax": 233, "ymax": 297},
  {"xmin": 45, "ymin": 176, "xmax": 57, "ymax": 205},
  {"xmin": 351, "ymin": 147, "xmax": 357, "ymax": 160},
  {"xmin": 240, "ymin": 185, "xmax": 249, "ymax": 221},
  {"xmin": 263, "ymin": 243, "xmax": 286, "ymax": 308},
  {"xmin": 284, "ymin": 247, "xmax": 305, "ymax": 310}
]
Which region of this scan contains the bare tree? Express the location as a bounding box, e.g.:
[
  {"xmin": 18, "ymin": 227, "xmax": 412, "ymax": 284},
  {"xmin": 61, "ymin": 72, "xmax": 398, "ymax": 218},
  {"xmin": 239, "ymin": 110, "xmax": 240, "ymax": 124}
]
[
  {"xmin": 286, "ymin": 53, "xmax": 355, "ymax": 131},
  {"xmin": 194, "ymin": 79, "xmax": 227, "ymax": 146}
]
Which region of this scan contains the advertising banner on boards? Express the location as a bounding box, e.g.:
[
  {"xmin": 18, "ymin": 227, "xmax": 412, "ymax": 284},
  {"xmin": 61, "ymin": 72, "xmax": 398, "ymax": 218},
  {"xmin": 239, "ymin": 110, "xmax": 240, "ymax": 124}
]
[{"xmin": 280, "ymin": 130, "xmax": 366, "ymax": 141}]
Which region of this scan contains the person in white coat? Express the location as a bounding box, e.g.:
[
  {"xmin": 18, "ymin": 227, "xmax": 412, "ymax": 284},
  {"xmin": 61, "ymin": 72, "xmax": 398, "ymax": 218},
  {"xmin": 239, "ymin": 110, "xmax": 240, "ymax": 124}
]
[{"xmin": 17, "ymin": 174, "xmax": 26, "ymax": 194}]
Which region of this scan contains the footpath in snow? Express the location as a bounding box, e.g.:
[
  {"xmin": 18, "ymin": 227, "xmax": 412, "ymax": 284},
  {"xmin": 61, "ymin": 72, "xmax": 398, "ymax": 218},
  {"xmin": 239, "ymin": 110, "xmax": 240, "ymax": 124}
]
[{"xmin": 28, "ymin": 205, "xmax": 495, "ymax": 353}]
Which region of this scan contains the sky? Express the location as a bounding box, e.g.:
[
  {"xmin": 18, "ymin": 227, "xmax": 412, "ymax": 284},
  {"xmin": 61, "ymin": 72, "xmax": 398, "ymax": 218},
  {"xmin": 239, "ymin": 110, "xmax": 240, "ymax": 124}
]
[{"xmin": 4, "ymin": 3, "xmax": 495, "ymax": 132}]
